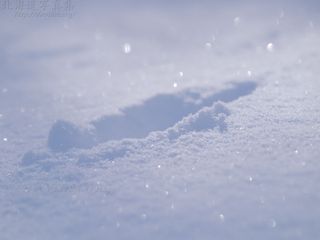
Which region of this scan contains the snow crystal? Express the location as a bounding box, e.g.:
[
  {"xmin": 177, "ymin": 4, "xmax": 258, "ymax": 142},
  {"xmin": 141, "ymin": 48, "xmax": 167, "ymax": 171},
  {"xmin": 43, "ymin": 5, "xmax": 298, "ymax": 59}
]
[
  {"xmin": 270, "ymin": 219, "xmax": 277, "ymax": 228},
  {"xmin": 219, "ymin": 214, "xmax": 225, "ymax": 222},
  {"xmin": 123, "ymin": 43, "xmax": 131, "ymax": 54},
  {"xmin": 234, "ymin": 17, "xmax": 240, "ymax": 26},
  {"xmin": 170, "ymin": 203, "xmax": 175, "ymax": 210},
  {"xmin": 205, "ymin": 42, "xmax": 212, "ymax": 49},
  {"xmin": 266, "ymin": 43, "xmax": 274, "ymax": 52}
]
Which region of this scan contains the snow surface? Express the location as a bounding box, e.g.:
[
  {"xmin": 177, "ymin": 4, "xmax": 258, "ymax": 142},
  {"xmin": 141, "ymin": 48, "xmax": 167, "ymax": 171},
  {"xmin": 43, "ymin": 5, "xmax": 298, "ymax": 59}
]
[{"xmin": 1, "ymin": 1, "xmax": 320, "ymax": 239}]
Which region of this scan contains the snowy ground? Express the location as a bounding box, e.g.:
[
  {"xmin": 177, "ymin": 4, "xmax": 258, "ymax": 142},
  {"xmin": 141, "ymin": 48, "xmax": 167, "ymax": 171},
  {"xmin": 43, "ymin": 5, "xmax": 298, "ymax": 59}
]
[{"xmin": 1, "ymin": 1, "xmax": 320, "ymax": 239}]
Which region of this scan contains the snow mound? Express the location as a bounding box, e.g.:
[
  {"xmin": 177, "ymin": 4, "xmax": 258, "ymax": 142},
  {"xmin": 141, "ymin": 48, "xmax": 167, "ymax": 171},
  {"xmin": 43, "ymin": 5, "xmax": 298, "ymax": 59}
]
[
  {"xmin": 165, "ymin": 102, "xmax": 230, "ymax": 140},
  {"xmin": 47, "ymin": 81, "xmax": 256, "ymax": 152},
  {"xmin": 22, "ymin": 101, "xmax": 230, "ymax": 167},
  {"xmin": 48, "ymin": 120, "xmax": 97, "ymax": 152},
  {"xmin": 78, "ymin": 102, "xmax": 230, "ymax": 164},
  {"xmin": 21, "ymin": 150, "xmax": 51, "ymax": 166},
  {"xmin": 22, "ymin": 81, "xmax": 256, "ymax": 167}
]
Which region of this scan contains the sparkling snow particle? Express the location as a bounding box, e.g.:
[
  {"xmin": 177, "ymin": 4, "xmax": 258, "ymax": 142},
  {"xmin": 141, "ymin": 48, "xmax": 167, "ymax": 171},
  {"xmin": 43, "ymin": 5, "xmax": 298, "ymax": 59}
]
[
  {"xmin": 123, "ymin": 43, "xmax": 131, "ymax": 54},
  {"xmin": 173, "ymin": 82, "xmax": 178, "ymax": 88},
  {"xmin": 107, "ymin": 71, "xmax": 112, "ymax": 77},
  {"xmin": 294, "ymin": 149, "xmax": 299, "ymax": 154},
  {"xmin": 205, "ymin": 42, "xmax": 212, "ymax": 49},
  {"xmin": 145, "ymin": 183, "xmax": 149, "ymax": 189},
  {"xmin": 219, "ymin": 214, "xmax": 225, "ymax": 222},
  {"xmin": 3, "ymin": 138, "xmax": 8, "ymax": 142},
  {"xmin": 234, "ymin": 17, "xmax": 240, "ymax": 26},
  {"xmin": 179, "ymin": 71, "xmax": 184, "ymax": 77},
  {"xmin": 270, "ymin": 219, "xmax": 277, "ymax": 228},
  {"xmin": 266, "ymin": 43, "xmax": 274, "ymax": 52},
  {"xmin": 157, "ymin": 165, "xmax": 161, "ymax": 169},
  {"xmin": 247, "ymin": 70, "xmax": 252, "ymax": 77},
  {"xmin": 249, "ymin": 176, "xmax": 253, "ymax": 182}
]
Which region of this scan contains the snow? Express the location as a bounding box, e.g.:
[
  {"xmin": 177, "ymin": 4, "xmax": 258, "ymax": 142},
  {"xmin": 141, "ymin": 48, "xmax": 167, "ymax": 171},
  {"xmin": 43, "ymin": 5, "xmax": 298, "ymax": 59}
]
[
  {"xmin": 1, "ymin": 1, "xmax": 320, "ymax": 240},
  {"xmin": 122, "ymin": 43, "xmax": 132, "ymax": 54},
  {"xmin": 267, "ymin": 42, "xmax": 275, "ymax": 52},
  {"xmin": 45, "ymin": 81, "xmax": 255, "ymax": 152}
]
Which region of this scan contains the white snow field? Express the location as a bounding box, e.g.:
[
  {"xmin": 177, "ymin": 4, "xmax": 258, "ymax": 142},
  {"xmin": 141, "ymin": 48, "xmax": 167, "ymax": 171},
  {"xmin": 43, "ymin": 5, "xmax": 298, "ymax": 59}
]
[{"xmin": 1, "ymin": 0, "xmax": 320, "ymax": 239}]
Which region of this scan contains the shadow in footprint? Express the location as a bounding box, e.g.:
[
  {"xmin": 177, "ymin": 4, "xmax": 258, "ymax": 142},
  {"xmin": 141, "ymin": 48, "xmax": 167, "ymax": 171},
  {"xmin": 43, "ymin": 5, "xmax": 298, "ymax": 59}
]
[{"xmin": 48, "ymin": 81, "xmax": 256, "ymax": 152}]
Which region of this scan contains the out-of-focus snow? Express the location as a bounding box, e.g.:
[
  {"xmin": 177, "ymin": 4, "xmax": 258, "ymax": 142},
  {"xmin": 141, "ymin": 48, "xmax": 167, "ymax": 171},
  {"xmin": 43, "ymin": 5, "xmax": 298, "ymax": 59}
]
[{"xmin": 1, "ymin": 1, "xmax": 320, "ymax": 240}]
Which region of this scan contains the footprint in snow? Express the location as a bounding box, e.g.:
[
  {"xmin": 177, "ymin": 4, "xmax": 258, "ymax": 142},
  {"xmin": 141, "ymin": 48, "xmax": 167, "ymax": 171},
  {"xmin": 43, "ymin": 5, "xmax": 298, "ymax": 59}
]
[{"xmin": 47, "ymin": 81, "xmax": 256, "ymax": 152}]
